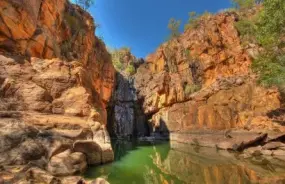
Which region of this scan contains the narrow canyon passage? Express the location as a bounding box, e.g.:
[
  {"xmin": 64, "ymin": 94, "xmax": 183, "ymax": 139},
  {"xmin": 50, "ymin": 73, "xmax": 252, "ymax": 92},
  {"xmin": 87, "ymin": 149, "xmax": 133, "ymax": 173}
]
[{"xmin": 1, "ymin": 0, "xmax": 285, "ymax": 183}]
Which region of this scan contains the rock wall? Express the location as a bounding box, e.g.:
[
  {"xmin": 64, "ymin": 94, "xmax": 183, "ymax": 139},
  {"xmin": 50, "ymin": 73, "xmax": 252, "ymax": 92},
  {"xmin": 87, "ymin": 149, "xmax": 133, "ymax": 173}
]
[
  {"xmin": 0, "ymin": 0, "xmax": 115, "ymax": 182},
  {"xmin": 0, "ymin": 0, "xmax": 115, "ymax": 108},
  {"xmin": 134, "ymin": 12, "xmax": 282, "ymax": 137},
  {"xmin": 108, "ymin": 66, "xmax": 148, "ymax": 138}
]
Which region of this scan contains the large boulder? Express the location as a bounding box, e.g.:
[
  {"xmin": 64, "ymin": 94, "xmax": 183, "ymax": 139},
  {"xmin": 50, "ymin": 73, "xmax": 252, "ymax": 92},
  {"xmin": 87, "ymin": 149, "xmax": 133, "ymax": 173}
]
[
  {"xmin": 26, "ymin": 167, "xmax": 61, "ymax": 184},
  {"xmin": 73, "ymin": 140, "xmax": 102, "ymax": 165},
  {"xmin": 47, "ymin": 149, "xmax": 87, "ymax": 176}
]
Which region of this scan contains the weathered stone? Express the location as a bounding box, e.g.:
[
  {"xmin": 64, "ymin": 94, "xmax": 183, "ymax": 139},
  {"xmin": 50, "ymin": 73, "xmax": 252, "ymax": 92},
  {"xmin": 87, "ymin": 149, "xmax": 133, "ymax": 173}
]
[
  {"xmin": 0, "ymin": 0, "xmax": 116, "ymax": 181},
  {"xmin": 52, "ymin": 87, "xmax": 92, "ymax": 116},
  {"xmin": 244, "ymin": 146, "xmax": 262, "ymax": 156},
  {"xmin": 47, "ymin": 150, "xmax": 87, "ymax": 176},
  {"xmin": 171, "ymin": 131, "xmax": 267, "ymax": 151},
  {"xmin": 90, "ymin": 178, "xmax": 110, "ymax": 184},
  {"xmin": 262, "ymin": 142, "xmax": 285, "ymax": 150},
  {"xmin": 108, "ymin": 66, "xmax": 147, "ymax": 138},
  {"xmin": 0, "ymin": 138, "xmax": 45, "ymax": 165},
  {"xmin": 26, "ymin": 167, "xmax": 61, "ymax": 184},
  {"xmin": 0, "ymin": 0, "xmax": 37, "ymax": 40},
  {"xmin": 132, "ymin": 9, "xmax": 282, "ymax": 142},
  {"xmin": 217, "ymin": 142, "xmax": 234, "ymax": 150},
  {"xmin": 261, "ymin": 150, "xmax": 272, "ymax": 156},
  {"xmin": 61, "ymin": 176, "xmax": 85, "ymax": 184},
  {"xmin": 101, "ymin": 144, "xmax": 115, "ymax": 163},
  {"xmin": 48, "ymin": 141, "xmax": 72, "ymax": 160},
  {"xmin": 272, "ymin": 150, "xmax": 285, "ymax": 156},
  {"xmin": 274, "ymin": 156, "xmax": 285, "ymax": 162},
  {"xmin": 73, "ymin": 141, "xmax": 102, "ymax": 165}
]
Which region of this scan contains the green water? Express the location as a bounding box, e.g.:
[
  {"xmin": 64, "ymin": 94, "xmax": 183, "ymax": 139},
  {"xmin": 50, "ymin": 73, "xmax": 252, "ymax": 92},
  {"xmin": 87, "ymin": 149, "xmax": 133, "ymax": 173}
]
[{"xmin": 85, "ymin": 140, "xmax": 285, "ymax": 184}]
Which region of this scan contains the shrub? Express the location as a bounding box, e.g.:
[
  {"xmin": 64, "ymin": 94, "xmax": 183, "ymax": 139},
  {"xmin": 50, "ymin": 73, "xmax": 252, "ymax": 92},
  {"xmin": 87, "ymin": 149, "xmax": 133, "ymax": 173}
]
[
  {"xmin": 184, "ymin": 84, "xmax": 201, "ymax": 95},
  {"xmin": 234, "ymin": 18, "xmax": 257, "ymax": 45},
  {"xmin": 164, "ymin": 44, "xmax": 178, "ymax": 72},
  {"xmin": 251, "ymin": 0, "xmax": 285, "ymax": 89},
  {"xmin": 168, "ymin": 18, "xmax": 181, "ymax": 39},
  {"xmin": 64, "ymin": 13, "xmax": 81, "ymax": 34},
  {"xmin": 109, "ymin": 47, "xmax": 132, "ymax": 71},
  {"xmin": 120, "ymin": 47, "xmax": 131, "ymax": 53},
  {"xmin": 184, "ymin": 11, "xmax": 200, "ymax": 31},
  {"xmin": 125, "ymin": 64, "xmax": 136, "ymax": 75},
  {"xmin": 75, "ymin": 0, "xmax": 95, "ymax": 10},
  {"xmin": 184, "ymin": 49, "xmax": 191, "ymax": 59},
  {"xmin": 252, "ymin": 53, "xmax": 285, "ymax": 87},
  {"xmin": 256, "ymin": 0, "xmax": 285, "ymax": 47},
  {"xmin": 113, "ymin": 58, "xmax": 123, "ymax": 70},
  {"xmin": 235, "ymin": 19, "xmax": 256, "ymax": 37}
]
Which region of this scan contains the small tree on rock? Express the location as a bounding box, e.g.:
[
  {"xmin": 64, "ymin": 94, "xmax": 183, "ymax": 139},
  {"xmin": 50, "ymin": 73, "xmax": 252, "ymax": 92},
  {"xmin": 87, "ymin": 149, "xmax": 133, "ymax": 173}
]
[
  {"xmin": 77, "ymin": 0, "xmax": 94, "ymax": 10},
  {"xmin": 168, "ymin": 18, "xmax": 181, "ymax": 39}
]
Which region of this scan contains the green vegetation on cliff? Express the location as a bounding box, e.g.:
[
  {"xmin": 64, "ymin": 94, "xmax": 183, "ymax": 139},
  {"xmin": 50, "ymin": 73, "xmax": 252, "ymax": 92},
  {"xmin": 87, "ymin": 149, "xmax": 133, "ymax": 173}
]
[
  {"xmin": 167, "ymin": 18, "xmax": 181, "ymax": 40},
  {"xmin": 74, "ymin": 0, "xmax": 95, "ymax": 10},
  {"xmin": 232, "ymin": 0, "xmax": 256, "ymax": 9},
  {"xmin": 184, "ymin": 11, "xmax": 212, "ymax": 31},
  {"xmin": 109, "ymin": 47, "xmax": 137, "ymax": 75},
  {"xmin": 234, "ymin": 0, "xmax": 285, "ymax": 90},
  {"xmin": 184, "ymin": 83, "xmax": 201, "ymax": 96},
  {"xmin": 253, "ymin": 0, "xmax": 285, "ymax": 88}
]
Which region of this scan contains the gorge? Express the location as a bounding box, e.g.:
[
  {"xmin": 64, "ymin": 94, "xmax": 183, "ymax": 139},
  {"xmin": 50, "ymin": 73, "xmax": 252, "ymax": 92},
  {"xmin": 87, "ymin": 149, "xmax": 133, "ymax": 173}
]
[{"xmin": 1, "ymin": 0, "xmax": 285, "ymax": 183}]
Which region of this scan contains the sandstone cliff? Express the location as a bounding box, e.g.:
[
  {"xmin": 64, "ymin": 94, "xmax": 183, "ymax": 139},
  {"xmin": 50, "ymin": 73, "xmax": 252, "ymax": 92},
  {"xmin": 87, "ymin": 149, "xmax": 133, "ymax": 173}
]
[
  {"xmin": 0, "ymin": 0, "xmax": 115, "ymax": 183},
  {"xmin": 107, "ymin": 49, "xmax": 148, "ymax": 138},
  {"xmin": 134, "ymin": 11, "xmax": 283, "ymax": 137}
]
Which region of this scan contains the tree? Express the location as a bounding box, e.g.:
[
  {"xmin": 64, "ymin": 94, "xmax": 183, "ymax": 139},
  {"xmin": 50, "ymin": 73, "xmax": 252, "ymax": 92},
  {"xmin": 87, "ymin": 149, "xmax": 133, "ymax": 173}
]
[
  {"xmin": 256, "ymin": 0, "xmax": 285, "ymax": 47},
  {"xmin": 168, "ymin": 18, "xmax": 181, "ymax": 39},
  {"xmin": 251, "ymin": 0, "xmax": 285, "ymax": 88},
  {"xmin": 184, "ymin": 11, "xmax": 200, "ymax": 31},
  {"xmin": 109, "ymin": 47, "xmax": 132, "ymax": 71},
  {"xmin": 77, "ymin": 0, "xmax": 94, "ymax": 10}
]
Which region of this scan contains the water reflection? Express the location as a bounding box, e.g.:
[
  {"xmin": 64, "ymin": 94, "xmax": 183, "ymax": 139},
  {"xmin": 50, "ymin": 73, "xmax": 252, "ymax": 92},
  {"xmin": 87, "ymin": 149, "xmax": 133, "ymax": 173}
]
[{"xmin": 85, "ymin": 140, "xmax": 285, "ymax": 184}]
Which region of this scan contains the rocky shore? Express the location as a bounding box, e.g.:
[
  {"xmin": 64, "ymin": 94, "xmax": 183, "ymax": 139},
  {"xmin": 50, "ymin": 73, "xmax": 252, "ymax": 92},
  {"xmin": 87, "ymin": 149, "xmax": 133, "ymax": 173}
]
[{"xmin": 1, "ymin": 0, "xmax": 285, "ymax": 183}]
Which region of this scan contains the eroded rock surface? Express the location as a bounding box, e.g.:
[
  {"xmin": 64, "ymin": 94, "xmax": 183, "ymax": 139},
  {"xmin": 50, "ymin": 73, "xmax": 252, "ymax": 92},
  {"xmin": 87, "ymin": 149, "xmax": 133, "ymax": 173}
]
[
  {"xmin": 134, "ymin": 11, "xmax": 283, "ymax": 140},
  {"xmin": 0, "ymin": 0, "xmax": 115, "ymax": 183},
  {"xmin": 107, "ymin": 50, "xmax": 148, "ymax": 138}
]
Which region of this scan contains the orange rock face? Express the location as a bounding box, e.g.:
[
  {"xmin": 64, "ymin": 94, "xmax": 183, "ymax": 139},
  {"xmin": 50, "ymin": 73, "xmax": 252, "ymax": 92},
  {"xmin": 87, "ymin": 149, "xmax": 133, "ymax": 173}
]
[
  {"xmin": 135, "ymin": 12, "xmax": 281, "ymax": 133},
  {"xmin": 0, "ymin": 0, "xmax": 115, "ymax": 175},
  {"xmin": 145, "ymin": 13, "xmax": 250, "ymax": 86},
  {"xmin": 0, "ymin": 0, "xmax": 115, "ymax": 121},
  {"xmin": 151, "ymin": 81, "xmax": 280, "ymax": 132}
]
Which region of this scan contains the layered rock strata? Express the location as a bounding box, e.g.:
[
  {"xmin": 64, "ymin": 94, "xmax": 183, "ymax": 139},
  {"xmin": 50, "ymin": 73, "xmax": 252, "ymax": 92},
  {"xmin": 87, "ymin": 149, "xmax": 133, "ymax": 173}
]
[
  {"xmin": 134, "ymin": 12, "xmax": 282, "ymax": 138},
  {"xmin": 130, "ymin": 10, "xmax": 285, "ymax": 167},
  {"xmin": 107, "ymin": 71, "xmax": 148, "ymax": 138},
  {"xmin": 0, "ymin": 0, "xmax": 115, "ymax": 182}
]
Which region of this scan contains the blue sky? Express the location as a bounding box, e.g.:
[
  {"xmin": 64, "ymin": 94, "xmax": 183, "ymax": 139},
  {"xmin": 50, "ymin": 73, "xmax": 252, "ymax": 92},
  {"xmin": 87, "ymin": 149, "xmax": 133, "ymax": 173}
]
[{"xmin": 77, "ymin": 0, "xmax": 232, "ymax": 58}]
